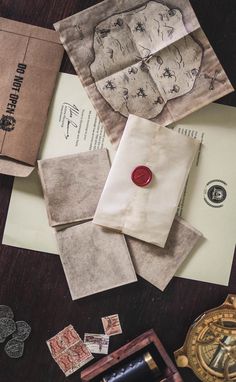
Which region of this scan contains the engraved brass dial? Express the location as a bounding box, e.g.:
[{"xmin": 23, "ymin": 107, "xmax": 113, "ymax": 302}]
[{"xmin": 175, "ymin": 295, "xmax": 236, "ymax": 382}]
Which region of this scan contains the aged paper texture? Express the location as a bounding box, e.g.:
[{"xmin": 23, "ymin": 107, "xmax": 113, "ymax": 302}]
[
  {"xmin": 54, "ymin": 0, "xmax": 233, "ymax": 145},
  {"xmin": 56, "ymin": 222, "xmax": 137, "ymax": 300},
  {"xmin": 93, "ymin": 115, "xmax": 199, "ymax": 247},
  {"xmin": 38, "ymin": 149, "xmax": 110, "ymax": 227},
  {"xmin": 3, "ymin": 75, "xmax": 236, "ymax": 287}
]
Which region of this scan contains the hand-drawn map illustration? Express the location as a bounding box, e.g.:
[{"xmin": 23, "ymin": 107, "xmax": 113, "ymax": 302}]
[
  {"xmin": 90, "ymin": 1, "xmax": 203, "ymax": 119},
  {"xmin": 54, "ymin": 0, "xmax": 234, "ymax": 145}
]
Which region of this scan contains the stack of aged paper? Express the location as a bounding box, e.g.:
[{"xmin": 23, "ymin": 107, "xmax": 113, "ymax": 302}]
[
  {"xmin": 37, "ymin": 148, "xmax": 137, "ymax": 300},
  {"xmin": 2, "ymin": 0, "xmax": 235, "ymax": 297},
  {"xmin": 3, "ymin": 73, "xmax": 236, "ymax": 288}
]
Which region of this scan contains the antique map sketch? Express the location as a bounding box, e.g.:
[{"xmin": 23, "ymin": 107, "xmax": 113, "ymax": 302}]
[
  {"xmin": 90, "ymin": 2, "xmax": 203, "ymax": 120},
  {"xmin": 58, "ymin": 0, "xmax": 232, "ymax": 145}
]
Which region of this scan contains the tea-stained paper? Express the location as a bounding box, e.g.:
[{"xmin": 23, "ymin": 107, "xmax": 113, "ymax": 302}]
[
  {"xmin": 3, "ymin": 77, "xmax": 236, "ymax": 287},
  {"xmin": 94, "ymin": 115, "xmax": 199, "ymax": 247},
  {"xmin": 0, "ymin": 18, "xmax": 63, "ymax": 176},
  {"xmin": 56, "ymin": 222, "xmax": 137, "ymax": 300},
  {"xmin": 38, "ymin": 149, "xmax": 110, "ymax": 227},
  {"xmin": 127, "ymin": 217, "xmax": 203, "ymax": 291},
  {"xmin": 54, "ymin": 0, "xmax": 233, "ymax": 145}
]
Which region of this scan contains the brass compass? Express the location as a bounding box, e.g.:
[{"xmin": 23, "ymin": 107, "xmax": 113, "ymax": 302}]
[{"xmin": 175, "ymin": 295, "xmax": 236, "ymax": 381}]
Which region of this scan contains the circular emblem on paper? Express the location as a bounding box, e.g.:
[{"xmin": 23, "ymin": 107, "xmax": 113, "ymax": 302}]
[
  {"xmin": 204, "ymin": 179, "xmax": 227, "ymax": 208},
  {"xmin": 0, "ymin": 115, "xmax": 16, "ymax": 132}
]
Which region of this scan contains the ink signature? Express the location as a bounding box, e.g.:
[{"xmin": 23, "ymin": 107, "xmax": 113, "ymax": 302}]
[{"xmin": 59, "ymin": 103, "xmax": 80, "ymax": 139}]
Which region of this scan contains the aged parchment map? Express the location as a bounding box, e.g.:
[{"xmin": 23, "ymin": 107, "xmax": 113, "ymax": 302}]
[
  {"xmin": 91, "ymin": 2, "xmax": 203, "ymax": 119},
  {"xmin": 55, "ymin": 0, "xmax": 233, "ymax": 145}
]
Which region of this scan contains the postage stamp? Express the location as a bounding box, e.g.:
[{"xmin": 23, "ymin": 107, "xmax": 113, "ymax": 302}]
[
  {"xmin": 47, "ymin": 325, "xmax": 81, "ymax": 358},
  {"xmin": 102, "ymin": 314, "xmax": 122, "ymax": 336},
  {"xmin": 47, "ymin": 325, "xmax": 93, "ymax": 376},
  {"xmin": 84, "ymin": 333, "xmax": 109, "ymax": 354},
  {"xmin": 56, "ymin": 340, "xmax": 94, "ymax": 376}
]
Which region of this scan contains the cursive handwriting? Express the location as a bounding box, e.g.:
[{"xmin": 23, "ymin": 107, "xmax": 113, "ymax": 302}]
[{"xmin": 59, "ymin": 103, "xmax": 80, "ymax": 139}]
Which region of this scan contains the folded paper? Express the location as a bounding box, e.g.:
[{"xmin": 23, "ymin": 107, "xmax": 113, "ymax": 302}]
[
  {"xmin": 54, "ymin": 0, "xmax": 233, "ymax": 145},
  {"xmin": 38, "ymin": 149, "xmax": 110, "ymax": 227},
  {"xmin": 56, "ymin": 222, "xmax": 137, "ymax": 300},
  {"xmin": 0, "ymin": 17, "xmax": 64, "ymax": 176},
  {"xmin": 94, "ymin": 115, "xmax": 199, "ymax": 247},
  {"xmin": 3, "ymin": 76, "xmax": 235, "ymax": 287},
  {"xmin": 127, "ymin": 217, "xmax": 203, "ymax": 291}
]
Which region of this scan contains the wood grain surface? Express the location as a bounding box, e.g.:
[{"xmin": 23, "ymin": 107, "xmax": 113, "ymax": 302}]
[{"xmin": 0, "ymin": 1, "xmax": 236, "ymax": 381}]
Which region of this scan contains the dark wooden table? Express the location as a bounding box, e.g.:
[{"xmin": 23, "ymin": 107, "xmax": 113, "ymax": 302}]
[{"xmin": 0, "ymin": 1, "xmax": 236, "ymax": 381}]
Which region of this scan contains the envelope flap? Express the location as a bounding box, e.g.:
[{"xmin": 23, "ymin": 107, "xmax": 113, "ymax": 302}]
[
  {"xmin": 0, "ymin": 18, "xmax": 63, "ymax": 177},
  {"xmin": 0, "ymin": 17, "xmax": 61, "ymax": 44},
  {"xmin": 0, "ymin": 157, "xmax": 33, "ymax": 177}
]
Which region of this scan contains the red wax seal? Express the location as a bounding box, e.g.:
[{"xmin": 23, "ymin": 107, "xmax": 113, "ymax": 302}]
[{"xmin": 131, "ymin": 166, "xmax": 153, "ymax": 187}]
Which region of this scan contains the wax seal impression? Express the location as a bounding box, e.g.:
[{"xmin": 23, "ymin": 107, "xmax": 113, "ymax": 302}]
[{"xmin": 131, "ymin": 166, "xmax": 153, "ymax": 187}]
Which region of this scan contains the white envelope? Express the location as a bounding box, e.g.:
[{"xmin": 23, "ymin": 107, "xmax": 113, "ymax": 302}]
[{"xmin": 93, "ymin": 114, "xmax": 199, "ymax": 247}]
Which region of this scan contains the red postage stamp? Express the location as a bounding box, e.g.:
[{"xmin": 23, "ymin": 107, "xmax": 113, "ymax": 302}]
[
  {"xmin": 56, "ymin": 340, "xmax": 94, "ymax": 376},
  {"xmin": 47, "ymin": 325, "xmax": 93, "ymax": 376},
  {"xmin": 47, "ymin": 325, "xmax": 81, "ymax": 358},
  {"xmin": 102, "ymin": 314, "xmax": 122, "ymax": 336}
]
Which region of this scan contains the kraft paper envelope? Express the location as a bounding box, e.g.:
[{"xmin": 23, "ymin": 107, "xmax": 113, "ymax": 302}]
[
  {"xmin": 54, "ymin": 0, "xmax": 233, "ymax": 145},
  {"xmin": 38, "ymin": 149, "xmax": 110, "ymax": 227},
  {"xmin": 94, "ymin": 115, "xmax": 199, "ymax": 247},
  {"xmin": 127, "ymin": 217, "xmax": 203, "ymax": 291},
  {"xmin": 0, "ymin": 17, "xmax": 64, "ymax": 176},
  {"xmin": 56, "ymin": 222, "xmax": 137, "ymax": 300}
]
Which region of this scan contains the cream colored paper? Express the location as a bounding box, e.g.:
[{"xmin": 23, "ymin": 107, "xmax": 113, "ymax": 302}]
[
  {"xmin": 3, "ymin": 73, "xmax": 236, "ymax": 286},
  {"xmin": 93, "ymin": 115, "xmax": 199, "ymax": 247},
  {"xmin": 54, "ymin": 0, "xmax": 233, "ymax": 145},
  {"xmin": 174, "ymin": 105, "xmax": 236, "ymax": 284}
]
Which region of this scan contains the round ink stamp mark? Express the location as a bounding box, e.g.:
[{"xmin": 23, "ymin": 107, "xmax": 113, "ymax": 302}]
[
  {"xmin": 0, "ymin": 115, "xmax": 16, "ymax": 132},
  {"xmin": 204, "ymin": 179, "xmax": 227, "ymax": 208}
]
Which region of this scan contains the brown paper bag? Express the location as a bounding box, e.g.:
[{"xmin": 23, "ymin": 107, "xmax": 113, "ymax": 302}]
[{"xmin": 0, "ymin": 18, "xmax": 64, "ymax": 176}]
